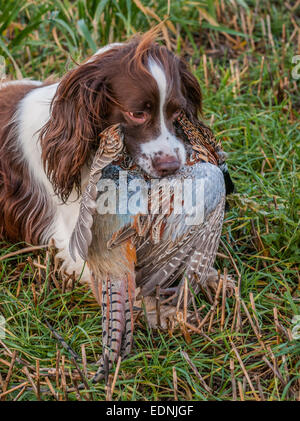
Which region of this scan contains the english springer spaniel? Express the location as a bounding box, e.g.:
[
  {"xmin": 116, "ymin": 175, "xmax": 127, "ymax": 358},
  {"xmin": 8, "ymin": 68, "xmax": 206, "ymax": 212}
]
[{"xmin": 0, "ymin": 32, "xmax": 201, "ymax": 281}]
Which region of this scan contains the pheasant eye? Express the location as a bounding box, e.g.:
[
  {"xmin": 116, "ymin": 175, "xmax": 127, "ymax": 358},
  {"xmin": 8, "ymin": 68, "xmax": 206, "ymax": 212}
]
[
  {"xmin": 126, "ymin": 111, "xmax": 148, "ymax": 123},
  {"xmin": 172, "ymin": 109, "xmax": 181, "ymax": 120}
]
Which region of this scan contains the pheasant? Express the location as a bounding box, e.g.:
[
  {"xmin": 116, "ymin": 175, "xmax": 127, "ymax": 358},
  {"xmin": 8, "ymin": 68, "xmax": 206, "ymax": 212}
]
[{"xmin": 69, "ymin": 111, "xmax": 234, "ymax": 382}]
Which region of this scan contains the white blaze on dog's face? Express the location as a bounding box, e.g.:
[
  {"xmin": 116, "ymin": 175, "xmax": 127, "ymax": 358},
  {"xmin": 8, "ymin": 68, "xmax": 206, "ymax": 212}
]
[
  {"xmin": 99, "ymin": 41, "xmax": 202, "ymax": 178},
  {"xmin": 134, "ymin": 58, "xmax": 186, "ymax": 177},
  {"xmin": 108, "ymin": 54, "xmax": 190, "ymax": 178}
]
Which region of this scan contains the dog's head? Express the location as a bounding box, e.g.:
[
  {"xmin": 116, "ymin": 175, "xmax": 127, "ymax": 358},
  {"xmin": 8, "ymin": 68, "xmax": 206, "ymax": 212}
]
[{"xmin": 40, "ymin": 31, "xmax": 202, "ymax": 201}]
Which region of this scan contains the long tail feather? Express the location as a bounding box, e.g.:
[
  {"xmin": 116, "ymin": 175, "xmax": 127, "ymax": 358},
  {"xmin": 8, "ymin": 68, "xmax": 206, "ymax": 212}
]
[{"xmin": 92, "ymin": 276, "xmax": 133, "ymax": 383}]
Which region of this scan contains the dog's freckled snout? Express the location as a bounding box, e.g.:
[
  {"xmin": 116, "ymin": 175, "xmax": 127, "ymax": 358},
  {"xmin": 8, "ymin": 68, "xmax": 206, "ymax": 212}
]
[{"xmin": 152, "ymin": 155, "xmax": 181, "ymax": 176}]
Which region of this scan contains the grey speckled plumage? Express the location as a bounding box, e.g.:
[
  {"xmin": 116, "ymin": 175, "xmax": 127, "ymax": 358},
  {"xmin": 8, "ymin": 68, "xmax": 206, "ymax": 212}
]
[{"xmin": 135, "ymin": 163, "xmax": 225, "ymax": 303}]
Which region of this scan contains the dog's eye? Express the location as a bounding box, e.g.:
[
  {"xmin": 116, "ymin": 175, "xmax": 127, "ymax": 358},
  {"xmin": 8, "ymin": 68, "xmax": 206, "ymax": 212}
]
[{"xmin": 126, "ymin": 111, "xmax": 148, "ymax": 123}]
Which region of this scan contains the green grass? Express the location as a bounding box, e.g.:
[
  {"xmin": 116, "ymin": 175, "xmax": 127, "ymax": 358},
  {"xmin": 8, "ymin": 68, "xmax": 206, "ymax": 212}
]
[{"xmin": 0, "ymin": 0, "xmax": 299, "ymax": 401}]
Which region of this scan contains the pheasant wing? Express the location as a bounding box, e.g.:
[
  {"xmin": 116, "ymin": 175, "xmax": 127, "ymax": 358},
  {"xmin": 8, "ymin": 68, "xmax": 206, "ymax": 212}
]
[{"xmin": 135, "ymin": 198, "xmax": 225, "ymax": 304}]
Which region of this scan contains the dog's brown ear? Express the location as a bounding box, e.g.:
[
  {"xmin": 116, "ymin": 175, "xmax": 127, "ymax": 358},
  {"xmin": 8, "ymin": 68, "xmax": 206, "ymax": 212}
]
[
  {"xmin": 179, "ymin": 58, "xmax": 202, "ymax": 121},
  {"xmin": 40, "ymin": 53, "xmax": 117, "ymax": 202}
]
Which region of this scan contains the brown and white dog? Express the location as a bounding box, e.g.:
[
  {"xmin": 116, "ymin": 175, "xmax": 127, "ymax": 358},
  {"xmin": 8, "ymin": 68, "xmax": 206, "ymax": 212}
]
[{"xmin": 0, "ymin": 32, "xmax": 202, "ymax": 280}]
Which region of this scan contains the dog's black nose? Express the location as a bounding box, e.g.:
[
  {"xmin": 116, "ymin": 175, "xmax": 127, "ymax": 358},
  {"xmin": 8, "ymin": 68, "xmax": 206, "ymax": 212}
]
[{"xmin": 153, "ymin": 156, "xmax": 181, "ymax": 177}]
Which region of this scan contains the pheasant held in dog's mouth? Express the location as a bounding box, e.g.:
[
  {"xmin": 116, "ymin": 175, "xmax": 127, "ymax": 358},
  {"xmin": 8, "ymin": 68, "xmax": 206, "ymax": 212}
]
[{"xmin": 69, "ymin": 111, "xmax": 235, "ymax": 382}]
